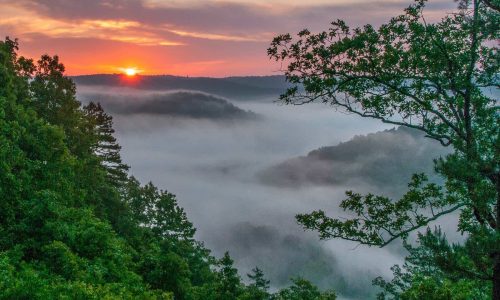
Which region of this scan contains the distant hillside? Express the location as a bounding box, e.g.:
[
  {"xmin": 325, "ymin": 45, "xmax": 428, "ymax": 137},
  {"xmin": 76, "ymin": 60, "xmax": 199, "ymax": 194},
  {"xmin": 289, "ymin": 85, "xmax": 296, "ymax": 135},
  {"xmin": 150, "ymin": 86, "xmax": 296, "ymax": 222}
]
[
  {"xmin": 72, "ymin": 74, "xmax": 290, "ymax": 100},
  {"xmin": 78, "ymin": 91, "xmax": 259, "ymax": 121},
  {"xmin": 259, "ymin": 127, "xmax": 450, "ymax": 194}
]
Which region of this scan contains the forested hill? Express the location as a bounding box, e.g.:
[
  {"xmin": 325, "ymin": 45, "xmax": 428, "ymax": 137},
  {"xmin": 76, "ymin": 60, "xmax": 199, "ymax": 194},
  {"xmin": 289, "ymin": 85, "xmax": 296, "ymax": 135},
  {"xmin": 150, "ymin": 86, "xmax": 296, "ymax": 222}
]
[
  {"xmin": 0, "ymin": 39, "xmax": 336, "ymax": 299},
  {"xmin": 72, "ymin": 74, "xmax": 289, "ymax": 100},
  {"xmin": 260, "ymin": 127, "xmax": 449, "ymax": 195}
]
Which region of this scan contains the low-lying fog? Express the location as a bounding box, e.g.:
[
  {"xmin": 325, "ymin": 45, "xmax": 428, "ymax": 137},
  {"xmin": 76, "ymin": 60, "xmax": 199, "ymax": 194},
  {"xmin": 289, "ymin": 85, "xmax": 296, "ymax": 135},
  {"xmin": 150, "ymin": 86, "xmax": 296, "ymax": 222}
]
[{"xmin": 77, "ymin": 84, "xmax": 458, "ymax": 299}]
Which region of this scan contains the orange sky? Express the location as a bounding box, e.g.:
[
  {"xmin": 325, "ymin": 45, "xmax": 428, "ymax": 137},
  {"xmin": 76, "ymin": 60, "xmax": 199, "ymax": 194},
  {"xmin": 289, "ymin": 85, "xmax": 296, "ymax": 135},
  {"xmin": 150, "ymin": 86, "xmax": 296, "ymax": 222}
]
[{"xmin": 0, "ymin": 0, "xmax": 454, "ymax": 77}]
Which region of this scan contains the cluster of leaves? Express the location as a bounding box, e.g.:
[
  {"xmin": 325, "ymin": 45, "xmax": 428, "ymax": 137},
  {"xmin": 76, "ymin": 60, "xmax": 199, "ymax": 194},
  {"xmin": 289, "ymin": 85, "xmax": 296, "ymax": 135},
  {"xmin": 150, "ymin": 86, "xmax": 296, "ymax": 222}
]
[{"xmin": 0, "ymin": 38, "xmax": 335, "ymax": 299}]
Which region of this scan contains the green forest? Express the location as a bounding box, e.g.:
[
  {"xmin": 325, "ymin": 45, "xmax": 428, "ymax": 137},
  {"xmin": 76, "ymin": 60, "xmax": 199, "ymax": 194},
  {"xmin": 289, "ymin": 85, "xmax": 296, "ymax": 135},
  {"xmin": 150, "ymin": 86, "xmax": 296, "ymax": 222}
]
[
  {"xmin": 0, "ymin": 0, "xmax": 498, "ymax": 299},
  {"xmin": 0, "ymin": 39, "xmax": 338, "ymax": 299}
]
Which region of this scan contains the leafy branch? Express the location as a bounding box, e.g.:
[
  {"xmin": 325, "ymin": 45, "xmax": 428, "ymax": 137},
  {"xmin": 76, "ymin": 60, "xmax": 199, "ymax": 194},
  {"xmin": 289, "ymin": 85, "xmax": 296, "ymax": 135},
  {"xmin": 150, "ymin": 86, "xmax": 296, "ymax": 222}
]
[{"xmin": 296, "ymin": 174, "xmax": 463, "ymax": 247}]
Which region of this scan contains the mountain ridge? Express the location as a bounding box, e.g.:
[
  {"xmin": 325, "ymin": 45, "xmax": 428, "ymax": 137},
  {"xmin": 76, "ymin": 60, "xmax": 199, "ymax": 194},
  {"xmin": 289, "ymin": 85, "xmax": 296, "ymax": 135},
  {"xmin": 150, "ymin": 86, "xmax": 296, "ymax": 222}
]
[{"xmin": 72, "ymin": 74, "xmax": 290, "ymax": 100}]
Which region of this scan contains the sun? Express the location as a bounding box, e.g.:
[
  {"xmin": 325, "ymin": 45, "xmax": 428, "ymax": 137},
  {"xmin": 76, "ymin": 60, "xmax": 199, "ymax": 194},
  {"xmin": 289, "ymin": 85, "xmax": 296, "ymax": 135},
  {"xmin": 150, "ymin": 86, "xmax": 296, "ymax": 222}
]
[{"xmin": 124, "ymin": 68, "xmax": 137, "ymax": 76}]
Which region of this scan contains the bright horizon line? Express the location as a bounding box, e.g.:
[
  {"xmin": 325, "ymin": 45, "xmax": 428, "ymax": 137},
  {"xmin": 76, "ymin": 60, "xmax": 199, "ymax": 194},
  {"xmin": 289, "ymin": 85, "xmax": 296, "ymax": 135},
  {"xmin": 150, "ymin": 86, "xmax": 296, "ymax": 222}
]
[{"xmin": 69, "ymin": 73, "xmax": 286, "ymax": 79}]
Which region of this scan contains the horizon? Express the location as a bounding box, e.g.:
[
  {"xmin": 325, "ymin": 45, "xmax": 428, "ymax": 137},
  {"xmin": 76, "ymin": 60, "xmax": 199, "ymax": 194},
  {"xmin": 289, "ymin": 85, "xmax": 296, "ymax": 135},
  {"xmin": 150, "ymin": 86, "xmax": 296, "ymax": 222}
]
[{"xmin": 70, "ymin": 73, "xmax": 286, "ymax": 78}]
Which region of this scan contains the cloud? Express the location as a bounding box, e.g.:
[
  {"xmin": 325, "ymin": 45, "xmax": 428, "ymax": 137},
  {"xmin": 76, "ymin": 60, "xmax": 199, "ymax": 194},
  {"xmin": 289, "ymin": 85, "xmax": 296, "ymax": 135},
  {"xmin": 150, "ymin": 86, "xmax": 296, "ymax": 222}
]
[
  {"xmin": 167, "ymin": 29, "xmax": 270, "ymax": 42},
  {"xmin": 0, "ymin": 4, "xmax": 183, "ymax": 46},
  {"xmin": 3, "ymin": 0, "xmax": 456, "ymax": 41},
  {"xmin": 78, "ymin": 90, "xmax": 259, "ymax": 120}
]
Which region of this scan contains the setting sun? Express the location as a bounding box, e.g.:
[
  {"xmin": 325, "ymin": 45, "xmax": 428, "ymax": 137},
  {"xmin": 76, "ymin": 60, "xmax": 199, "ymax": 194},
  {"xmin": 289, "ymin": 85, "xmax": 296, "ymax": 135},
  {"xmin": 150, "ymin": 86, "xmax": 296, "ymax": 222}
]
[{"xmin": 124, "ymin": 68, "xmax": 137, "ymax": 76}]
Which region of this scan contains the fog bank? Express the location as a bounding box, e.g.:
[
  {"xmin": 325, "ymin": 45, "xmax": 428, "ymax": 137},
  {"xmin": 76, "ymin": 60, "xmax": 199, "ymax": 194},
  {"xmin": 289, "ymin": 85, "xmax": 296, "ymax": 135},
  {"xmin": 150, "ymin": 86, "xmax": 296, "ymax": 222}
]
[{"xmin": 75, "ymin": 81, "xmax": 458, "ymax": 299}]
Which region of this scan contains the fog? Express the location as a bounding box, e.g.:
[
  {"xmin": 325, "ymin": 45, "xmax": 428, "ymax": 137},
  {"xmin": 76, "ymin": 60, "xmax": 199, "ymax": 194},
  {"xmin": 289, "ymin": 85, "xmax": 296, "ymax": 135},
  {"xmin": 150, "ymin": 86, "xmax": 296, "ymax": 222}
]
[{"xmin": 77, "ymin": 82, "xmax": 459, "ymax": 299}]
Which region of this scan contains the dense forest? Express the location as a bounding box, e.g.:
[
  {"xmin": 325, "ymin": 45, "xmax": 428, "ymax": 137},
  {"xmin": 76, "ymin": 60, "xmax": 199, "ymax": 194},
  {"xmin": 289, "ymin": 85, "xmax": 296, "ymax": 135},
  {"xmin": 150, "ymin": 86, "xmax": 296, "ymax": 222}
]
[{"xmin": 0, "ymin": 38, "xmax": 337, "ymax": 299}]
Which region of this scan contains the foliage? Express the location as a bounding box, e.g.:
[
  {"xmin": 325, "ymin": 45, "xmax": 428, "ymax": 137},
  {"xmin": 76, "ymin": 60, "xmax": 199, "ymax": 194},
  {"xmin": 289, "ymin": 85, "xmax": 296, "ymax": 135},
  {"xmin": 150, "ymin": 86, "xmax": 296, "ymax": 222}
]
[
  {"xmin": 239, "ymin": 267, "xmax": 271, "ymax": 300},
  {"xmin": 373, "ymin": 228, "xmax": 491, "ymax": 299},
  {"xmin": 0, "ymin": 37, "xmax": 336, "ymax": 299},
  {"xmin": 272, "ymin": 278, "xmax": 336, "ymax": 300},
  {"xmin": 83, "ymin": 101, "xmax": 129, "ymax": 185},
  {"xmin": 268, "ymin": 0, "xmax": 498, "ymax": 298}
]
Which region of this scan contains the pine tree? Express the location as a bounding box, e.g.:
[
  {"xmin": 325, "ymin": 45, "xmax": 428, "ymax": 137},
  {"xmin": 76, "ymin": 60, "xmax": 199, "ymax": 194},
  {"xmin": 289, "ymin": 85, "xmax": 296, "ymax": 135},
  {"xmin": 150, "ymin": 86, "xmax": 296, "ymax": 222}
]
[
  {"xmin": 248, "ymin": 267, "xmax": 270, "ymax": 292},
  {"xmin": 217, "ymin": 252, "xmax": 243, "ymax": 300},
  {"xmin": 83, "ymin": 101, "xmax": 129, "ymax": 184},
  {"xmin": 240, "ymin": 267, "xmax": 271, "ymax": 300}
]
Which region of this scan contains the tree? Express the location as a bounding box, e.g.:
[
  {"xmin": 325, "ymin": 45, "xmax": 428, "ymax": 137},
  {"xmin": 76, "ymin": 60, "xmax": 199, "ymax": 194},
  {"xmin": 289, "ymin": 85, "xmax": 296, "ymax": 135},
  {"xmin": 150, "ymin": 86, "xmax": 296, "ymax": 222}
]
[
  {"xmin": 216, "ymin": 252, "xmax": 244, "ymax": 300},
  {"xmin": 29, "ymin": 54, "xmax": 88, "ymax": 157},
  {"xmin": 83, "ymin": 102, "xmax": 129, "ymax": 185},
  {"xmin": 272, "ymin": 278, "xmax": 336, "ymax": 300},
  {"xmin": 268, "ymin": 0, "xmax": 499, "ymax": 298},
  {"xmin": 122, "ymin": 178, "xmax": 196, "ymax": 241},
  {"xmin": 248, "ymin": 267, "xmax": 270, "ymax": 292},
  {"xmin": 373, "ymin": 228, "xmax": 491, "ymax": 299},
  {"xmin": 122, "ymin": 178, "xmax": 215, "ymax": 299},
  {"xmin": 240, "ymin": 267, "xmax": 271, "ymax": 300}
]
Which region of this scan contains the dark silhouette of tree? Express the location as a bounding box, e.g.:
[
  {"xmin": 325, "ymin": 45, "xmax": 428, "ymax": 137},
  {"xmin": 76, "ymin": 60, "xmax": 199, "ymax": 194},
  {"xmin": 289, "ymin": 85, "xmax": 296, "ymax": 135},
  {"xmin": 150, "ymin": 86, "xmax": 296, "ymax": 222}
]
[{"xmin": 248, "ymin": 267, "xmax": 270, "ymax": 292}]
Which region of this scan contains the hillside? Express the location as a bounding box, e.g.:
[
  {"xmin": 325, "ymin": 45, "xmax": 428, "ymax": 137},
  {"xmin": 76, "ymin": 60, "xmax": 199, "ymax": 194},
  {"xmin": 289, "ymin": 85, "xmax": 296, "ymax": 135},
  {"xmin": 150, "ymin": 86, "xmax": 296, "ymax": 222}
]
[{"xmin": 260, "ymin": 127, "xmax": 449, "ymax": 195}]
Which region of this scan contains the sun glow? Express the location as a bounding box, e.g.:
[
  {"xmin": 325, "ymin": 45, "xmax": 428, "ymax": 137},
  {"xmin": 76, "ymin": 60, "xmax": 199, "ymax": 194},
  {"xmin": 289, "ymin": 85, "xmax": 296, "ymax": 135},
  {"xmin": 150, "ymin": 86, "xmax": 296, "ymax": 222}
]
[{"xmin": 124, "ymin": 68, "xmax": 138, "ymax": 76}]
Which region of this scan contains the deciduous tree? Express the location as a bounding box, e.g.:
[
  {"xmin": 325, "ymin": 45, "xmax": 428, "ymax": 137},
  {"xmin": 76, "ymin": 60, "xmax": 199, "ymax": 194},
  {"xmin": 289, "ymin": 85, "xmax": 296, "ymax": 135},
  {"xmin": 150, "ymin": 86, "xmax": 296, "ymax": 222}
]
[{"xmin": 268, "ymin": 0, "xmax": 499, "ymax": 297}]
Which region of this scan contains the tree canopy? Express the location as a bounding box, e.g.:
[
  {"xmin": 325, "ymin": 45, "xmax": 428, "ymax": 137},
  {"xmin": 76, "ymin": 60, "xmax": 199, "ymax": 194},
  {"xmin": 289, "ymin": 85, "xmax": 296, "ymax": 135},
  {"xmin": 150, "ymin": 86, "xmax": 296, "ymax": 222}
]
[{"xmin": 0, "ymin": 37, "xmax": 336, "ymax": 299}]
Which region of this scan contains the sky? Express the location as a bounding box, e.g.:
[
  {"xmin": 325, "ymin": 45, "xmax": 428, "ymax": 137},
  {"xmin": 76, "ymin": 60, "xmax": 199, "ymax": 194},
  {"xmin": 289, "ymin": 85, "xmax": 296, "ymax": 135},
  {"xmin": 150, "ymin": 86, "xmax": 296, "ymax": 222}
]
[{"xmin": 0, "ymin": 0, "xmax": 455, "ymax": 76}]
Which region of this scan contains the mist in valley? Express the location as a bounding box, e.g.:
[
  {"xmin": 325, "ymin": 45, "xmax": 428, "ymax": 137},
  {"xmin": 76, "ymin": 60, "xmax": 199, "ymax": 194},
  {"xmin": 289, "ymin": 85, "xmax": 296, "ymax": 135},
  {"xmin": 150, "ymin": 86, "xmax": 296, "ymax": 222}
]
[{"xmin": 76, "ymin": 78, "xmax": 458, "ymax": 299}]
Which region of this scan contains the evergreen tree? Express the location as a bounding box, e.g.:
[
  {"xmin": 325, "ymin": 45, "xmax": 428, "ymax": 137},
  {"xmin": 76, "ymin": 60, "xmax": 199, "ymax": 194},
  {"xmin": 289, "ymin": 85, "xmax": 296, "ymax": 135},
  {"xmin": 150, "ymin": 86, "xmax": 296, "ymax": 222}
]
[
  {"xmin": 83, "ymin": 101, "xmax": 129, "ymax": 185},
  {"xmin": 0, "ymin": 37, "xmax": 171, "ymax": 300},
  {"xmin": 248, "ymin": 267, "xmax": 270, "ymax": 292},
  {"xmin": 273, "ymin": 278, "xmax": 336, "ymax": 300},
  {"xmin": 240, "ymin": 267, "xmax": 271, "ymax": 300},
  {"xmin": 216, "ymin": 252, "xmax": 244, "ymax": 300},
  {"xmin": 374, "ymin": 228, "xmax": 491, "ymax": 299}
]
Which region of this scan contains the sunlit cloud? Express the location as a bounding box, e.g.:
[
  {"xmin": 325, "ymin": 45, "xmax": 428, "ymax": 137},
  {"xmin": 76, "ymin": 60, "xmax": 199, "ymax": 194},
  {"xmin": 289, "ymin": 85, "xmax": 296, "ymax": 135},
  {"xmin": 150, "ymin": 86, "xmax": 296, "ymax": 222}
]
[
  {"xmin": 0, "ymin": 4, "xmax": 183, "ymax": 47},
  {"xmin": 0, "ymin": 0, "xmax": 455, "ymax": 76},
  {"xmin": 168, "ymin": 29, "xmax": 270, "ymax": 42},
  {"xmin": 84, "ymin": 20, "xmax": 141, "ymax": 29},
  {"xmin": 143, "ymin": 0, "xmax": 403, "ymax": 8},
  {"xmin": 190, "ymin": 60, "xmax": 226, "ymax": 65}
]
